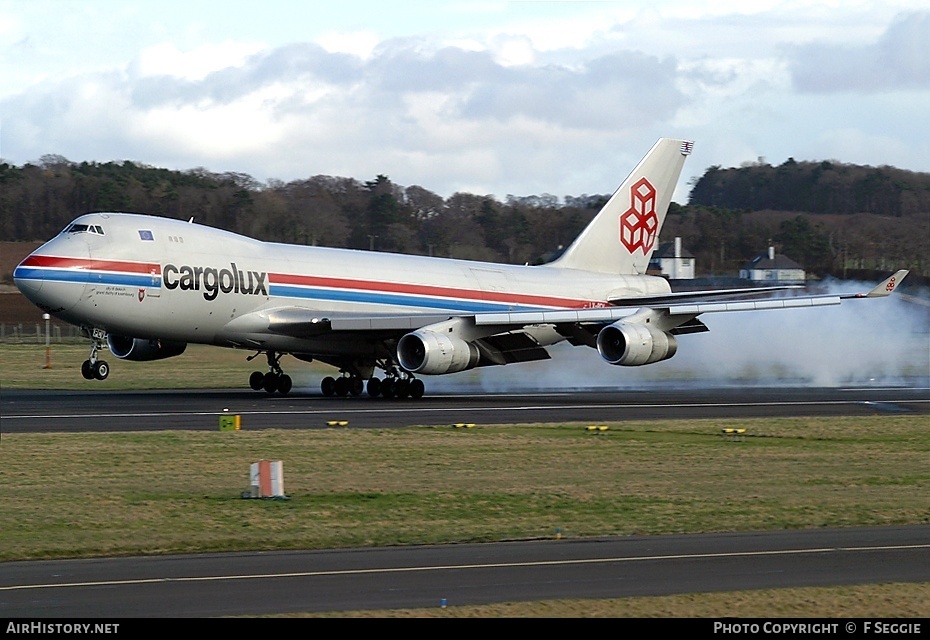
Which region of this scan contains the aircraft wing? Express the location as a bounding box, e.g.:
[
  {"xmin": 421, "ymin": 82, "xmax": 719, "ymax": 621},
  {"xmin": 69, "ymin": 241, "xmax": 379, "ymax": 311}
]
[
  {"xmin": 222, "ymin": 307, "xmax": 558, "ymax": 366},
  {"xmin": 227, "ymin": 270, "xmax": 908, "ymax": 340},
  {"xmin": 474, "ymin": 270, "xmax": 908, "ymax": 326},
  {"xmin": 224, "ymin": 308, "xmax": 455, "ymax": 336}
]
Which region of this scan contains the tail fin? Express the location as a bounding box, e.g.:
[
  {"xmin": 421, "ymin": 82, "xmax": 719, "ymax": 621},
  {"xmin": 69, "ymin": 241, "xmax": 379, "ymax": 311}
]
[{"xmin": 550, "ymin": 138, "xmax": 692, "ymax": 275}]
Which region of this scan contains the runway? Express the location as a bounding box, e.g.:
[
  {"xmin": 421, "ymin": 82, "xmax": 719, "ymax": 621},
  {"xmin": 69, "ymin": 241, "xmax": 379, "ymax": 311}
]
[
  {"xmin": 2, "ymin": 526, "xmax": 929, "ymax": 617},
  {"xmin": 2, "ymin": 384, "xmax": 928, "ymax": 433}
]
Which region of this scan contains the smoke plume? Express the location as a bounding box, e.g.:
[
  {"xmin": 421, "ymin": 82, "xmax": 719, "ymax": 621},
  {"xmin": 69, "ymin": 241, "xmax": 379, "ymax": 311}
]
[{"xmin": 464, "ymin": 279, "xmax": 930, "ymax": 392}]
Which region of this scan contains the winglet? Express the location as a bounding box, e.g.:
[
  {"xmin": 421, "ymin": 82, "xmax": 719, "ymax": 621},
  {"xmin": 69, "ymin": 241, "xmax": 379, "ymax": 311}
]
[{"xmin": 853, "ymin": 270, "xmax": 909, "ymax": 298}]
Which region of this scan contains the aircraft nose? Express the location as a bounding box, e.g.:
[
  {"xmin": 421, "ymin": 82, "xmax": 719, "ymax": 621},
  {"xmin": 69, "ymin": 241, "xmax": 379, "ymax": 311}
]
[
  {"xmin": 13, "ymin": 258, "xmax": 44, "ymax": 295},
  {"xmin": 14, "ymin": 251, "xmax": 88, "ymax": 315}
]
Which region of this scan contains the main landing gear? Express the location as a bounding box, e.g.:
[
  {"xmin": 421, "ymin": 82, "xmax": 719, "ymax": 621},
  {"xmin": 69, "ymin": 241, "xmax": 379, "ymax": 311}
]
[
  {"xmin": 248, "ymin": 350, "xmax": 292, "ymax": 395},
  {"xmin": 246, "ymin": 352, "xmax": 427, "ymax": 399},
  {"xmin": 81, "ymin": 335, "xmax": 109, "ymax": 381},
  {"xmin": 321, "ymin": 366, "xmax": 424, "ymax": 400},
  {"xmin": 320, "ymin": 374, "xmax": 363, "ymax": 398}
]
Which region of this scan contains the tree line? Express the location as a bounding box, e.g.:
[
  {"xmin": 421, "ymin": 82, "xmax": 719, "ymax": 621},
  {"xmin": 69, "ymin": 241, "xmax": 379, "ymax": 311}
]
[
  {"xmin": 1, "ymin": 154, "xmax": 927, "ymax": 279},
  {"xmin": 681, "ymin": 158, "xmax": 929, "ymax": 277},
  {"xmin": 689, "ymin": 157, "xmax": 930, "ymax": 218}
]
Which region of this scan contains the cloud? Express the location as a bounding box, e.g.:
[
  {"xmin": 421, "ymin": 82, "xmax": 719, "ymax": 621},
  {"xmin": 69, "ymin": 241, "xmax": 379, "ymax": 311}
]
[
  {"xmin": 460, "ymin": 51, "xmax": 684, "ymax": 129},
  {"xmin": 789, "ymin": 11, "xmax": 930, "ymax": 93},
  {"xmin": 132, "ymin": 41, "xmax": 266, "ymax": 81},
  {"xmin": 129, "ymin": 42, "xmax": 362, "ymax": 109},
  {"xmin": 1, "ymin": 36, "xmax": 688, "ymax": 196},
  {"xmin": 2, "ymin": 4, "xmax": 929, "ymax": 201}
]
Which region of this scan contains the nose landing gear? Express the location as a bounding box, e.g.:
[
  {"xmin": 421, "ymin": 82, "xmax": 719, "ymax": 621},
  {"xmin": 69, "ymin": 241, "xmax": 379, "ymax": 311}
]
[{"xmin": 81, "ymin": 333, "xmax": 109, "ymax": 381}]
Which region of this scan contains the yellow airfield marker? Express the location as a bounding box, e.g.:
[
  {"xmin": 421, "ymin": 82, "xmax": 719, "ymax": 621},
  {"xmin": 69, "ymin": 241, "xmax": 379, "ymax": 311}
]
[{"xmin": 219, "ymin": 412, "xmax": 241, "ymax": 430}]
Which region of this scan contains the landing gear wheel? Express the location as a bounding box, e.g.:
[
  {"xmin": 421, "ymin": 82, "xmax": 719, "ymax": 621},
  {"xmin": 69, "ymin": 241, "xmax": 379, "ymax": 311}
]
[
  {"xmin": 92, "ymin": 360, "xmax": 109, "ymax": 381},
  {"xmin": 366, "ymin": 377, "xmax": 382, "ymax": 398},
  {"xmin": 263, "ymin": 372, "xmax": 279, "ymax": 394},
  {"xmin": 381, "ymin": 378, "xmax": 395, "ymax": 399},
  {"xmin": 395, "ymin": 378, "xmax": 410, "ymax": 399},
  {"xmin": 334, "ymin": 377, "xmax": 349, "ymax": 397},
  {"xmin": 82, "ymin": 336, "xmax": 108, "ymax": 381},
  {"xmin": 251, "ymin": 350, "xmax": 293, "ymax": 395},
  {"xmin": 321, "ymin": 376, "xmax": 336, "ymax": 397},
  {"xmin": 409, "ymin": 378, "xmax": 425, "ymax": 399}
]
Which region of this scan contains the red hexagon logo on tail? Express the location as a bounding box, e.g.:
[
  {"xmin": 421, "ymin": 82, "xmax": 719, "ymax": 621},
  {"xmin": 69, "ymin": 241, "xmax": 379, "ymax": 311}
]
[{"xmin": 619, "ymin": 178, "xmax": 658, "ymax": 254}]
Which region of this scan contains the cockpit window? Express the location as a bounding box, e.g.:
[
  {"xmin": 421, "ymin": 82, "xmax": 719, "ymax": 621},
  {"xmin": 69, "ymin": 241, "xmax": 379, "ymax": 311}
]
[{"xmin": 65, "ymin": 224, "xmax": 105, "ymax": 235}]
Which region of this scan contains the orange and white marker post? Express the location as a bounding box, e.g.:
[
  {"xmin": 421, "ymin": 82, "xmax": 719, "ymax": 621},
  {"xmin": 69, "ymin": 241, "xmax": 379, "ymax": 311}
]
[{"xmin": 249, "ymin": 460, "xmax": 285, "ymax": 498}]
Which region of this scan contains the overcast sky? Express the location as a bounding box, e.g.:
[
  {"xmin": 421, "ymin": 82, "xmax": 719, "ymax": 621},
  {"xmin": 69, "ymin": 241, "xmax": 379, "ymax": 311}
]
[{"xmin": 1, "ymin": 1, "xmax": 928, "ymax": 203}]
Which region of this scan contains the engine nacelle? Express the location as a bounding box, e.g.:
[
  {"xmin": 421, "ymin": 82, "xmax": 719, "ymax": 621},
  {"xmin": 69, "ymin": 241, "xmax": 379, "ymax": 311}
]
[
  {"xmin": 397, "ymin": 330, "xmax": 480, "ymax": 375},
  {"xmin": 107, "ymin": 335, "xmax": 187, "ymax": 361},
  {"xmin": 596, "ymin": 321, "xmax": 678, "ymax": 366}
]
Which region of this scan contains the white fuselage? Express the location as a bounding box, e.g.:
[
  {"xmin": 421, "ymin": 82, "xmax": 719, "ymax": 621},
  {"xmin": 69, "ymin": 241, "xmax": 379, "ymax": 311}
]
[{"xmin": 15, "ymin": 212, "xmax": 672, "ymax": 354}]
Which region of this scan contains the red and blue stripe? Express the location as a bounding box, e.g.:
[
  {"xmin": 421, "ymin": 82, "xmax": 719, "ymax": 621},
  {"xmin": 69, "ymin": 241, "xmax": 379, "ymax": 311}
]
[
  {"xmin": 268, "ymin": 272, "xmax": 596, "ymax": 312},
  {"xmin": 14, "ymin": 255, "xmax": 162, "ymax": 288},
  {"xmin": 15, "ymin": 255, "xmax": 601, "ymax": 313}
]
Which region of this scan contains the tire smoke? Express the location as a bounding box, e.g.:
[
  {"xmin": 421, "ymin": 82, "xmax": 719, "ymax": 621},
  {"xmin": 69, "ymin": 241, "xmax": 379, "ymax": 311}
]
[{"xmin": 461, "ymin": 279, "xmax": 930, "ymax": 392}]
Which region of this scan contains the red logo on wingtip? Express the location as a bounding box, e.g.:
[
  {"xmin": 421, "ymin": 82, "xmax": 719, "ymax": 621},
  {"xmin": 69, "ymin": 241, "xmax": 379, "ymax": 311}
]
[
  {"xmin": 886, "ymin": 277, "xmax": 896, "ymax": 292},
  {"xmin": 619, "ymin": 178, "xmax": 658, "ymax": 254}
]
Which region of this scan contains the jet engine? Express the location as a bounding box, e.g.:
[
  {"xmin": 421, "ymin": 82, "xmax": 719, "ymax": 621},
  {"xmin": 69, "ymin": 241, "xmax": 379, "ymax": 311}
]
[
  {"xmin": 107, "ymin": 335, "xmax": 187, "ymax": 361},
  {"xmin": 596, "ymin": 321, "xmax": 678, "ymax": 366},
  {"xmin": 397, "ymin": 329, "xmax": 480, "ymax": 375}
]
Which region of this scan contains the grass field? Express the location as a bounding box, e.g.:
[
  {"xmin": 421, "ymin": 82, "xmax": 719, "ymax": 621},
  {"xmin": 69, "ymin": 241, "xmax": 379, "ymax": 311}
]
[{"xmin": 3, "ymin": 416, "xmax": 928, "ymax": 562}]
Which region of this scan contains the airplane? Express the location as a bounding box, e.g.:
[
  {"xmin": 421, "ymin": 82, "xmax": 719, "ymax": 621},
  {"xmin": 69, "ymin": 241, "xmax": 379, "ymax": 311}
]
[{"xmin": 13, "ymin": 138, "xmax": 908, "ymax": 399}]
